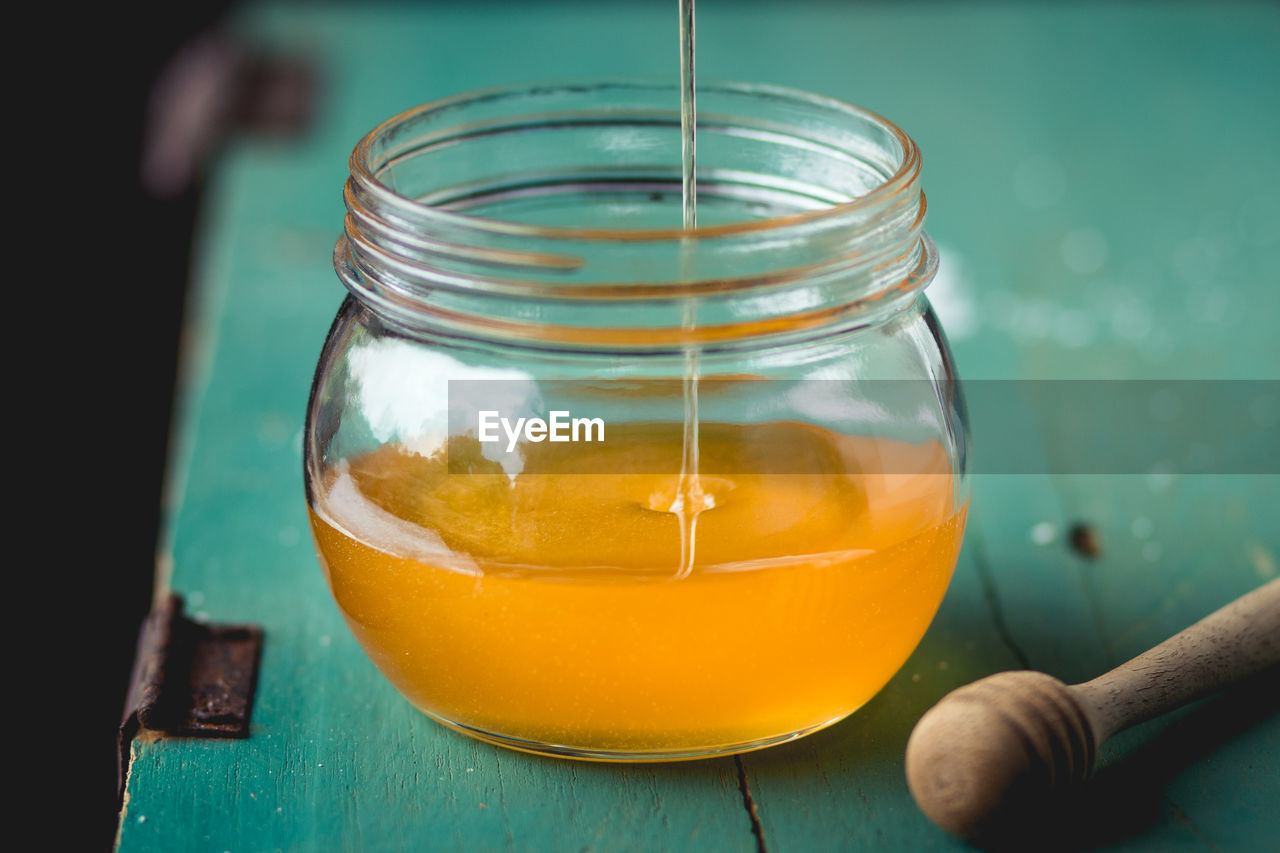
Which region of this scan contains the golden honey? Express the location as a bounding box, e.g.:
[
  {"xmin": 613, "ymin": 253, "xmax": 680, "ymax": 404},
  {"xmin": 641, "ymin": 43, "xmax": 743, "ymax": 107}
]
[{"xmin": 308, "ymin": 422, "xmax": 966, "ymax": 758}]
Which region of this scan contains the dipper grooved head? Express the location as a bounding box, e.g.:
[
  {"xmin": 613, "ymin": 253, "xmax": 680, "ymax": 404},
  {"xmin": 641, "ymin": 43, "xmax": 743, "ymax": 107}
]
[{"xmin": 905, "ymin": 671, "xmax": 1096, "ymax": 841}]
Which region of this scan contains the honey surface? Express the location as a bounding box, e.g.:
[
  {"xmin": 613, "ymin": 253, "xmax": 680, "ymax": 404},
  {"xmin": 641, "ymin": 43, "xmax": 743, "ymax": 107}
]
[{"xmin": 309, "ymin": 424, "xmax": 966, "ymax": 756}]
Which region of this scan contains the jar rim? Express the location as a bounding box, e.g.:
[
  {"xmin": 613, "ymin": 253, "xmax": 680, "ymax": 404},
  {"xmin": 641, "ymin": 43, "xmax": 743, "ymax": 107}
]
[{"xmin": 348, "ymin": 77, "xmax": 921, "ymax": 243}]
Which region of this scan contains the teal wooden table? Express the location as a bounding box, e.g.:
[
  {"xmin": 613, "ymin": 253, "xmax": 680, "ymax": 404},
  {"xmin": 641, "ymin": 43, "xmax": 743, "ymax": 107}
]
[{"xmin": 118, "ymin": 2, "xmax": 1279, "ymax": 850}]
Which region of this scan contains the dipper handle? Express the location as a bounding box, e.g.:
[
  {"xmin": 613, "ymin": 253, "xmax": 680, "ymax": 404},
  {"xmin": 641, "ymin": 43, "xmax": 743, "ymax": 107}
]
[
  {"xmin": 905, "ymin": 577, "xmax": 1280, "ymax": 841},
  {"xmin": 1075, "ymin": 576, "xmax": 1280, "ymax": 741}
]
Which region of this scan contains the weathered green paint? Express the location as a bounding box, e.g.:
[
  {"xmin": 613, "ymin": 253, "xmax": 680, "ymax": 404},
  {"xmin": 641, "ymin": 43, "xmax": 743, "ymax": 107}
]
[{"xmin": 119, "ymin": 2, "xmax": 1279, "ymax": 851}]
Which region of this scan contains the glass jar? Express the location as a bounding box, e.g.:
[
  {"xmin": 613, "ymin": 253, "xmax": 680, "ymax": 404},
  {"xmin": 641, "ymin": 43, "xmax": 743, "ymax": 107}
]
[{"xmin": 305, "ymin": 80, "xmax": 968, "ymax": 760}]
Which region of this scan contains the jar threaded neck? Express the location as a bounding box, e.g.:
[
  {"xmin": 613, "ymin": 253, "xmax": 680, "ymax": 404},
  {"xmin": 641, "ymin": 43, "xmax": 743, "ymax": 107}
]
[{"xmin": 336, "ymin": 79, "xmax": 935, "ymax": 349}]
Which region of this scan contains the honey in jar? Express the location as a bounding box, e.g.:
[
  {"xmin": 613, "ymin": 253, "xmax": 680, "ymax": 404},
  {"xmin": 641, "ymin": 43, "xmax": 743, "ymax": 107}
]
[
  {"xmin": 308, "ymin": 80, "xmax": 968, "ymax": 759},
  {"xmin": 309, "ymin": 423, "xmax": 965, "ymax": 757}
]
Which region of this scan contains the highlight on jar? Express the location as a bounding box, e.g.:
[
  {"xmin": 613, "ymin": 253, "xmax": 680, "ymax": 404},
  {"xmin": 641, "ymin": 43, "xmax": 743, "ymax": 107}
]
[{"xmin": 304, "ymin": 80, "xmax": 969, "ymax": 761}]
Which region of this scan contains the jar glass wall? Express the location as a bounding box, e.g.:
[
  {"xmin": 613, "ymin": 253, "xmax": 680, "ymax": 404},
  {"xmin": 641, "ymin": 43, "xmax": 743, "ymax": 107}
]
[{"xmin": 305, "ymin": 80, "xmax": 969, "ymax": 760}]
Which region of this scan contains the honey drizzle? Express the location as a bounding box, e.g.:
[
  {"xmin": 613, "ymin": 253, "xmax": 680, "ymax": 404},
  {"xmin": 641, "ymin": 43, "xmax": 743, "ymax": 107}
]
[{"xmin": 674, "ymin": 0, "xmax": 707, "ymax": 579}]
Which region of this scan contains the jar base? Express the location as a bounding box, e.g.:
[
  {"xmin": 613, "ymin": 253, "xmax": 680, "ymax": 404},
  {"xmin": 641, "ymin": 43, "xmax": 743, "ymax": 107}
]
[{"xmin": 420, "ymin": 709, "xmax": 858, "ymax": 762}]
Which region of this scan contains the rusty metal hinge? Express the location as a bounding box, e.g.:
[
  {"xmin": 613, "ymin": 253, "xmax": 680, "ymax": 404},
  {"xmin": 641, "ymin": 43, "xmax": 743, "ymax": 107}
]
[{"xmin": 118, "ymin": 594, "xmax": 263, "ymax": 797}]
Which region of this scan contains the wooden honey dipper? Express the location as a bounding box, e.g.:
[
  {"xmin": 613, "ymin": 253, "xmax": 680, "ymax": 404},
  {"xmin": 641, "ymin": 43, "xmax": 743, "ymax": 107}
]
[{"xmin": 905, "ymin": 577, "xmax": 1280, "ymax": 842}]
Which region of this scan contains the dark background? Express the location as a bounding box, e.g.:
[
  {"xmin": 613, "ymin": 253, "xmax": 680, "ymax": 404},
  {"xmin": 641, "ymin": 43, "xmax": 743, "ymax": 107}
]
[{"xmin": 72, "ymin": 2, "xmax": 234, "ymax": 847}]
